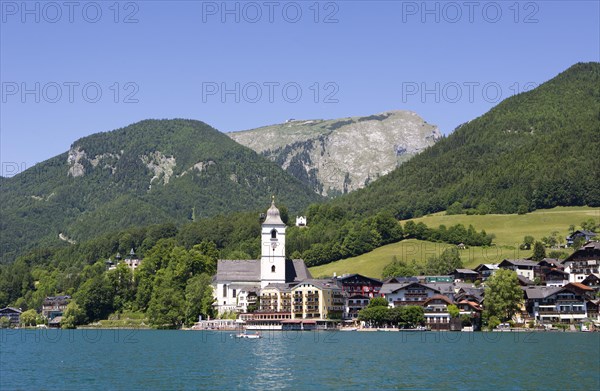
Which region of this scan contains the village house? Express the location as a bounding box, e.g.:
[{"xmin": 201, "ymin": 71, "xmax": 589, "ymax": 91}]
[
  {"xmin": 451, "ymin": 268, "xmax": 479, "ymax": 282},
  {"xmin": 586, "ymin": 299, "xmax": 600, "ymax": 324},
  {"xmin": 473, "ymin": 264, "xmax": 499, "ymax": 281},
  {"xmin": 0, "ymin": 307, "xmax": 22, "ymax": 326},
  {"xmin": 536, "ymin": 258, "xmax": 567, "ymax": 286},
  {"xmin": 42, "ymin": 295, "xmax": 70, "ymax": 327},
  {"xmin": 498, "ymin": 259, "xmax": 538, "ymax": 281},
  {"xmin": 455, "ymin": 287, "xmax": 484, "ymax": 305},
  {"xmin": 543, "ymin": 269, "xmax": 570, "ymax": 287},
  {"xmin": 566, "ymin": 230, "xmax": 597, "ymax": 247},
  {"xmin": 456, "ymin": 300, "xmax": 483, "ymax": 330},
  {"xmin": 561, "ymin": 241, "xmax": 600, "ymax": 283},
  {"xmin": 333, "ymin": 274, "xmax": 382, "ymax": 320},
  {"xmin": 523, "ymin": 283, "xmax": 595, "ymax": 325},
  {"xmin": 422, "ymin": 295, "xmax": 459, "ymax": 331},
  {"xmin": 381, "ymin": 282, "xmax": 447, "ymax": 307},
  {"xmin": 581, "ymin": 274, "xmax": 600, "ymax": 291},
  {"xmin": 236, "ymin": 288, "xmax": 259, "ymax": 313}
]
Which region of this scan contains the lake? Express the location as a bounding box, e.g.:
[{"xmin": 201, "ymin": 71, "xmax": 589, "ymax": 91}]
[{"xmin": 1, "ymin": 329, "xmax": 598, "ymax": 390}]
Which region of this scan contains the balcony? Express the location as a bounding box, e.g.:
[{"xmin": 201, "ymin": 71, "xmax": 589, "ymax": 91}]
[
  {"xmin": 538, "ymin": 309, "xmax": 586, "ymax": 315},
  {"xmin": 556, "ymin": 299, "xmax": 583, "ymax": 304},
  {"xmin": 424, "ymin": 309, "xmax": 450, "ymax": 314},
  {"xmin": 405, "ymin": 293, "xmax": 427, "ymax": 299}
]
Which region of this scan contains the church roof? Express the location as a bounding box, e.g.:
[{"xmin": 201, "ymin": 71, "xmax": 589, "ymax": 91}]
[
  {"xmin": 263, "ymin": 199, "xmax": 285, "ymax": 225},
  {"xmin": 286, "ymin": 259, "xmax": 312, "ymax": 282},
  {"xmin": 216, "ymin": 260, "xmax": 260, "ymax": 282},
  {"xmin": 215, "ymin": 258, "xmax": 312, "ymax": 283}
]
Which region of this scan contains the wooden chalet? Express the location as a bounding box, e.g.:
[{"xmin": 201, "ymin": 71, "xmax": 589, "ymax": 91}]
[
  {"xmin": 334, "ymin": 274, "xmax": 383, "ymax": 320},
  {"xmin": 0, "ymin": 307, "xmax": 22, "ymax": 326}
]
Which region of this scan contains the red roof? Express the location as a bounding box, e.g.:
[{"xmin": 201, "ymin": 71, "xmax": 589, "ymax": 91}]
[
  {"xmin": 567, "ymin": 282, "xmax": 594, "ymax": 291},
  {"xmin": 458, "ymin": 300, "xmax": 482, "ymax": 311}
]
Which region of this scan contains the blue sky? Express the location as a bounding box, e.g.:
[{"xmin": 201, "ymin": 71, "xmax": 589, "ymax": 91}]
[{"xmin": 1, "ymin": 1, "xmax": 599, "ymax": 173}]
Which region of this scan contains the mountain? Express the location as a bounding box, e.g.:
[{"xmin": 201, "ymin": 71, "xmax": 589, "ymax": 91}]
[
  {"xmin": 228, "ymin": 111, "xmax": 441, "ymax": 196},
  {"xmin": 0, "ymin": 119, "xmax": 322, "ymax": 263},
  {"xmin": 329, "ymin": 62, "xmax": 600, "ymax": 218}
]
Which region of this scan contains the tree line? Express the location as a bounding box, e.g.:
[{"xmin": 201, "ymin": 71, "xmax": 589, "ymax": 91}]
[{"xmin": 358, "ymin": 297, "xmax": 425, "ymax": 329}]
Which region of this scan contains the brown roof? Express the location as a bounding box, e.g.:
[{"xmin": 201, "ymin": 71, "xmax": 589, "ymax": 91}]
[
  {"xmin": 424, "ymin": 295, "xmax": 454, "ymax": 306},
  {"xmin": 48, "ymin": 316, "xmax": 63, "ymax": 325}
]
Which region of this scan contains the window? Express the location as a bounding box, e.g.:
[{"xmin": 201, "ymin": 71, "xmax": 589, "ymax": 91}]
[
  {"xmin": 271, "ymin": 229, "xmax": 277, "ymax": 239},
  {"xmin": 223, "ymin": 285, "xmax": 227, "ymax": 298},
  {"xmin": 271, "ymin": 265, "xmax": 276, "ymax": 273},
  {"xmin": 232, "ymin": 289, "xmax": 237, "ymax": 298}
]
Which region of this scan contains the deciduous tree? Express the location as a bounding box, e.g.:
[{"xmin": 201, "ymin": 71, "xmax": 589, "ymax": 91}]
[
  {"xmin": 20, "ymin": 309, "xmax": 38, "ymax": 326},
  {"xmin": 484, "ymin": 269, "xmax": 523, "ymax": 322},
  {"xmin": 147, "ymin": 270, "xmax": 185, "ymax": 329},
  {"xmin": 61, "ymin": 301, "xmax": 86, "ymax": 329},
  {"xmin": 184, "ymin": 273, "xmax": 214, "ymax": 326}
]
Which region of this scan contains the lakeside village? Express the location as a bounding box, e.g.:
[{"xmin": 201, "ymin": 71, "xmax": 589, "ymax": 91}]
[{"xmin": 2, "ymin": 201, "xmax": 599, "ymax": 333}]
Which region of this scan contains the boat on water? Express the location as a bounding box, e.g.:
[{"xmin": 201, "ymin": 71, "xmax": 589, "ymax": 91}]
[
  {"xmin": 340, "ymin": 327, "xmax": 358, "ymax": 331},
  {"xmin": 232, "ymin": 332, "xmax": 262, "ymax": 339},
  {"xmin": 399, "ymin": 326, "xmax": 427, "ymax": 332},
  {"xmin": 494, "ymin": 323, "xmax": 512, "ymax": 332}
]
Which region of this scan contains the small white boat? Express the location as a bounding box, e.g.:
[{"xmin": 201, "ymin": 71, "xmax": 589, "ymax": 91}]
[
  {"xmin": 494, "ymin": 323, "xmax": 511, "ymax": 332},
  {"xmin": 400, "ymin": 326, "xmax": 427, "ymax": 332},
  {"xmin": 340, "ymin": 327, "xmax": 358, "ymax": 331},
  {"xmin": 233, "ymin": 332, "xmax": 262, "ymax": 339}
]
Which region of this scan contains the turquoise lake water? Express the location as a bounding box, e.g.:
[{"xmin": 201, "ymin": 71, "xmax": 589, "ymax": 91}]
[{"xmin": 1, "ymin": 329, "xmax": 599, "ymax": 390}]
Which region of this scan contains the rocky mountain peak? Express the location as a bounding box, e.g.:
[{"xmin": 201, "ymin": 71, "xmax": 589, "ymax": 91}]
[{"xmin": 229, "ymin": 110, "xmax": 440, "ymax": 196}]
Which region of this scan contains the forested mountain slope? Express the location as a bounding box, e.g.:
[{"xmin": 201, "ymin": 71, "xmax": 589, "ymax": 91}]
[
  {"xmin": 0, "ymin": 119, "xmax": 322, "ymax": 263},
  {"xmin": 330, "ymin": 62, "xmax": 600, "ymax": 218}
]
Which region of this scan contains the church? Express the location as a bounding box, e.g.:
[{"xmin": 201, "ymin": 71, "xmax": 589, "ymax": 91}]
[{"xmin": 213, "ymin": 199, "xmax": 312, "ymax": 315}]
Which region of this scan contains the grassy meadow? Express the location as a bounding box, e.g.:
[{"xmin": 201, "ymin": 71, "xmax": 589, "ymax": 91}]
[{"xmin": 309, "ymin": 206, "xmax": 600, "ymax": 279}]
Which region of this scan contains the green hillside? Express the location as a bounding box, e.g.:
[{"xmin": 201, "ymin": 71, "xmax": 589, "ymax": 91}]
[
  {"xmin": 309, "ymin": 206, "xmax": 599, "ymax": 278},
  {"xmin": 329, "ymin": 62, "xmax": 600, "ymax": 219},
  {"xmin": 0, "ymin": 119, "xmax": 322, "ymax": 263}
]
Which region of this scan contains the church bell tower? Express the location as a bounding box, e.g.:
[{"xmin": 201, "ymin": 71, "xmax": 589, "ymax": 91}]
[{"xmin": 260, "ymin": 197, "xmax": 286, "ymax": 287}]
